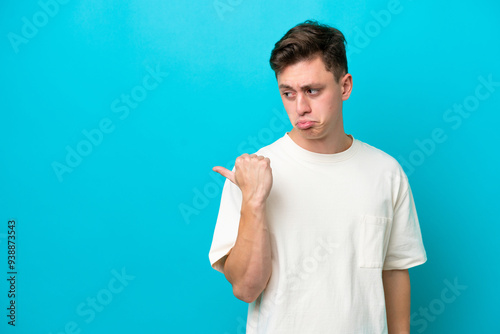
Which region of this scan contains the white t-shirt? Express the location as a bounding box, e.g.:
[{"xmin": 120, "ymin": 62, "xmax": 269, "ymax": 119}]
[{"xmin": 209, "ymin": 132, "xmax": 427, "ymax": 334}]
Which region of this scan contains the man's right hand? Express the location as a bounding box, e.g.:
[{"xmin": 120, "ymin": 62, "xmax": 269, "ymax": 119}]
[{"xmin": 213, "ymin": 154, "xmax": 273, "ymax": 206}]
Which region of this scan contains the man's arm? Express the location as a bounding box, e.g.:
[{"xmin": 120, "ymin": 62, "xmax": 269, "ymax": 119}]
[
  {"xmin": 382, "ymin": 269, "xmax": 411, "ymax": 334},
  {"xmin": 213, "ymin": 154, "xmax": 273, "ymax": 303},
  {"xmin": 223, "ymin": 200, "xmax": 272, "ymax": 303}
]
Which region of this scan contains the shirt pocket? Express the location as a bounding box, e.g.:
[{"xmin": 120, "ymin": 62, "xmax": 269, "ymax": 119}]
[{"xmin": 359, "ymin": 215, "xmax": 392, "ymax": 269}]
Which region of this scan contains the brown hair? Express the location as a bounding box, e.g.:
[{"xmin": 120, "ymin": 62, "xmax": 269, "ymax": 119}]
[{"xmin": 269, "ymin": 20, "xmax": 348, "ymax": 83}]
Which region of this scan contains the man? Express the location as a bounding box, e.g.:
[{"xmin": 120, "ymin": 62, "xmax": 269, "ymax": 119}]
[{"xmin": 209, "ymin": 20, "xmax": 427, "ymax": 333}]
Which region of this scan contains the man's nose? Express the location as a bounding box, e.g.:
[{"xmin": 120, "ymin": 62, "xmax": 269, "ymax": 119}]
[{"xmin": 296, "ymin": 93, "xmax": 311, "ymax": 115}]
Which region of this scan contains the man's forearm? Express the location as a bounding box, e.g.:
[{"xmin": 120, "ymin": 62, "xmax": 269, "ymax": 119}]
[
  {"xmin": 382, "ymin": 269, "xmax": 411, "ymax": 334},
  {"xmin": 223, "ymin": 201, "xmax": 272, "ymax": 303}
]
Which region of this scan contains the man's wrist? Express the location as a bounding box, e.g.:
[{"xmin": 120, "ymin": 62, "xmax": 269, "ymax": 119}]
[{"xmin": 242, "ymin": 197, "xmax": 267, "ymax": 211}]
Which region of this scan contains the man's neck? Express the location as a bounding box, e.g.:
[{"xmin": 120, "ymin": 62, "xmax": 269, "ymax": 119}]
[{"xmin": 287, "ymin": 129, "xmax": 353, "ymax": 154}]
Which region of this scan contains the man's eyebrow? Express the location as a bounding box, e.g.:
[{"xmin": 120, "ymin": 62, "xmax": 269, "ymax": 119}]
[
  {"xmin": 278, "ymin": 84, "xmax": 294, "ymax": 90},
  {"xmin": 278, "ymin": 83, "xmax": 325, "ymax": 90}
]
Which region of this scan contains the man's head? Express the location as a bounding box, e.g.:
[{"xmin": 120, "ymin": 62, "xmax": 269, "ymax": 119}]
[
  {"xmin": 269, "ymin": 20, "xmax": 348, "ymax": 83},
  {"xmin": 269, "ymin": 20, "xmax": 353, "ymax": 153}
]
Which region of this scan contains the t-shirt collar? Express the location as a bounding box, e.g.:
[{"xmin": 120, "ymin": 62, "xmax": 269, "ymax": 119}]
[{"xmin": 280, "ymin": 132, "xmax": 360, "ymax": 163}]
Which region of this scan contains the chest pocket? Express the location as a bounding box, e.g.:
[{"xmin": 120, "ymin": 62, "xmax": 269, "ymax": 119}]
[{"xmin": 359, "ymin": 215, "xmax": 392, "ymax": 268}]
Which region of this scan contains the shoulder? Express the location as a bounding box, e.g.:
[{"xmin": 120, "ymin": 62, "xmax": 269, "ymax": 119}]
[
  {"xmin": 356, "ymin": 138, "xmax": 407, "ymax": 180},
  {"xmin": 250, "ymin": 135, "xmax": 286, "ymax": 157}
]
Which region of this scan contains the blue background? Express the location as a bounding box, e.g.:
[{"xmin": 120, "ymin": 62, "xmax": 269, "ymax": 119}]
[{"xmin": 1, "ymin": 0, "xmax": 499, "ymax": 333}]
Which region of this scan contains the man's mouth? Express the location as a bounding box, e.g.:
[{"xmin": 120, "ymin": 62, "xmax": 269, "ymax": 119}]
[{"xmin": 297, "ymin": 121, "xmax": 315, "ymax": 130}]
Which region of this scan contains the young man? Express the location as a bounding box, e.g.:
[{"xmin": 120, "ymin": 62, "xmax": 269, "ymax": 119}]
[{"xmin": 209, "ymin": 20, "xmax": 427, "ymax": 333}]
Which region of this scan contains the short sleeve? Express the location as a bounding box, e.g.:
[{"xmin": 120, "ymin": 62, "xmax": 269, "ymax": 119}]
[
  {"xmin": 208, "ymin": 173, "xmax": 242, "ymax": 273},
  {"xmin": 383, "ymin": 169, "xmax": 427, "ymax": 270}
]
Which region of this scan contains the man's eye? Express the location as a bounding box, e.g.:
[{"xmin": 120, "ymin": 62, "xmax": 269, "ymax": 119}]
[
  {"xmin": 283, "ymin": 92, "xmax": 293, "ymax": 98},
  {"xmin": 308, "ymin": 89, "xmax": 319, "ymax": 94}
]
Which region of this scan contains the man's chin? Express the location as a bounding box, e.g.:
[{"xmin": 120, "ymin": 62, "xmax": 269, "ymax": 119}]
[{"xmin": 294, "ymin": 127, "xmax": 323, "ymax": 139}]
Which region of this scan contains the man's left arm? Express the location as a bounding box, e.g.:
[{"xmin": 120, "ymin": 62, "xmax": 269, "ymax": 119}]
[{"xmin": 382, "ymin": 269, "xmax": 411, "ymax": 334}]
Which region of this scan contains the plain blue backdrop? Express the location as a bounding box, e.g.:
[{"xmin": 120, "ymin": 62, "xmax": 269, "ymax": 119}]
[{"xmin": 1, "ymin": 0, "xmax": 499, "ymax": 333}]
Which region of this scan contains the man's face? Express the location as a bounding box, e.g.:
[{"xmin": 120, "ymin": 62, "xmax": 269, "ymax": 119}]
[{"xmin": 277, "ymin": 55, "xmax": 352, "ymax": 145}]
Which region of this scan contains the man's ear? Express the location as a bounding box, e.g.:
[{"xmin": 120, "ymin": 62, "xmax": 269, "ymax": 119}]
[{"xmin": 341, "ymin": 73, "xmax": 353, "ymax": 101}]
